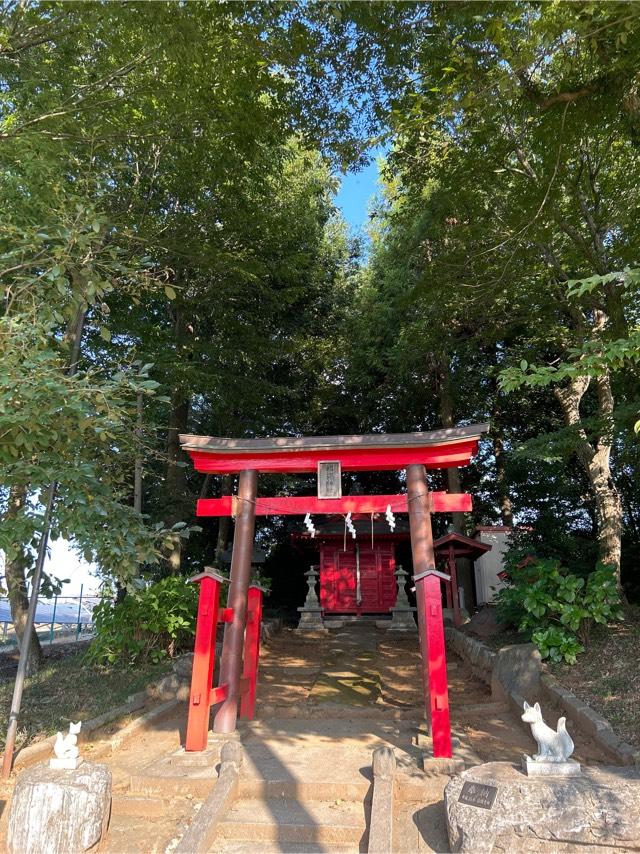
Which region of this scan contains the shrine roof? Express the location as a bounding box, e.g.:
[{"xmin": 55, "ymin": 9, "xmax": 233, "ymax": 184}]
[
  {"xmin": 433, "ymin": 532, "xmax": 492, "ymax": 557},
  {"xmin": 180, "ymin": 424, "xmax": 489, "ymax": 454},
  {"xmin": 180, "ymin": 424, "xmax": 489, "ymax": 474}
]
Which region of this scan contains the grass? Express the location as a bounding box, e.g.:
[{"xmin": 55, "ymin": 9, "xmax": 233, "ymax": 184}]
[
  {"xmin": 547, "ymin": 605, "xmax": 640, "ymax": 749},
  {"xmin": 0, "ymin": 644, "xmax": 171, "ymax": 751}
]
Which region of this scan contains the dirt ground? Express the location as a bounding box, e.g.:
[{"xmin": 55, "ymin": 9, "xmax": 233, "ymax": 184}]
[
  {"xmin": 548, "ymin": 605, "xmax": 640, "ymax": 749},
  {"xmin": 0, "ymin": 638, "xmax": 91, "ymax": 679}
]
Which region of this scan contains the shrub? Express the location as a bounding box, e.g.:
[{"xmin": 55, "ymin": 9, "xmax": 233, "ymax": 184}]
[
  {"xmin": 87, "ymin": 575, "xmax": 199, "ymax": 666},
  {"xmin": 495, "ymin": 558, "xmax": 623, "ymax": 664}
]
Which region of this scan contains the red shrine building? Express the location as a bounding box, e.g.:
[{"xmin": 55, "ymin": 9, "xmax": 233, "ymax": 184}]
[
  {"xmin": 294, "ymin": 518, "xmax": 410, "ymax": 615},
  {"xmin": 179, "ymin": 424, "xmax": 489, "ymax": 759}
]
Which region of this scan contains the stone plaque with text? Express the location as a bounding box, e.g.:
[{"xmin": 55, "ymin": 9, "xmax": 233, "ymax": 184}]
[{"xmin": 458, "ymin": 781, "xmax": 498, "ymax": 810}]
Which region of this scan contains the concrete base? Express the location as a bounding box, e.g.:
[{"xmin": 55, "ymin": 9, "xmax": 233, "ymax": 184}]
[
  {"xmin": 49, "ymin": 756, "xmax": 83, "ymax": 770},
  {"xmin": 296, "ymin": 608, "xmax": 327, "ymax": 633},
  {"xmin": 415, "ymin": 728, "xmax": 481, "ymax": 775},
  {"xmin": 522, "ymin": 754, "xmax": 581, "ymax": 776}
]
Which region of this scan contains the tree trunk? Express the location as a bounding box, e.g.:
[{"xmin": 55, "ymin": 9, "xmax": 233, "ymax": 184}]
[
  {"xmin": 488, "ymin": 349, "xmax": 514, "ymax": 527},
  {"xmin": 133, "ymin": 391, "xmax": 143, "ymax": 515},
  {"xmin": 164, "ymin": 390, "xmax": 189, "ymax": 574},
  {"xmin": 554, "ymin": 369, "xmax": 623, "ymax": 588},
  {"xmin": 493, "ymin": 428, "xmax": 514, "ymax": 527},
  {"xmin": 166, "ymin": 390, "xmax": 189, "ymax": 499},
  {"xmin": 4, "ymin": 486, "xmax": 44, "ymax": 675},
  {"xmin": 590, "ymin": 446, "xmax": 623, "ymax": 573}
]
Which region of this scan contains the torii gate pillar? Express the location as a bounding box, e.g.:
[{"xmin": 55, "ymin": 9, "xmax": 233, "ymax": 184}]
[
  {"xmin": 406, "ymin": 463, "xmax": 453, "ymax": 758},
  {"xmin": 213, "ymin": 468, "xmax": 258, "ymax": 733}
]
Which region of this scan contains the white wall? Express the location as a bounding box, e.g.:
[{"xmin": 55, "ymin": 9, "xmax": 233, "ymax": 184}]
[{"xmin": 473, "ymin": 528, "xmax": 511, "ymax": 605}]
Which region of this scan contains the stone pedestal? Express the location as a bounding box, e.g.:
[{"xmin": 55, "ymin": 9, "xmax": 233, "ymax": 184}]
[
  {"xmin": 8, "ymin": 761, "xmax": 112, "ymax": 854},
  {"xmin": 387, "ymin": 566, "xmax": 417, "ymax": 632},
  {"xmin": 49, "ymin": 756, "xmax": 83, "ymax": 771},
  {"xmin": 522, "ymin": 754, "xmax": 581, "ymax": 777},
  {"xmin": 445, "ymin": 761, "xmax": 640, "ymax": 852},
  {"xmin": 296, "ymin": 566, "xmax": 327, "ymax": 633}
]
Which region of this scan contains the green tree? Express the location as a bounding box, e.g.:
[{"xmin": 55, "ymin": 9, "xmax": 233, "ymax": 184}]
[{"xmin": 359, "ymin": 3, "xmax": 640, "ymax": 591}]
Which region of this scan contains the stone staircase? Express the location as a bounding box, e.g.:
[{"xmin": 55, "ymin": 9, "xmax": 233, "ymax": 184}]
[
  {"xmin": 212, "ymin": 791, "xmax": 368, "ymax": 852},
  {"xmin": 116, "ymin": 759, "xmax": 372, "ymax": 853}
]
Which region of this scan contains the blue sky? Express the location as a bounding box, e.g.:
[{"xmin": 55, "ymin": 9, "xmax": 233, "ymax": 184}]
[{"xmin": 335, "ymin": 155, "xmax": 381, "ymax": 231}]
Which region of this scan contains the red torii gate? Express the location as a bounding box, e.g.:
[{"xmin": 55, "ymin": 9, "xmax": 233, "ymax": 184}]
[{"xmin": 179, "ymin": 424, "xmax": 489, "ymax": 758}]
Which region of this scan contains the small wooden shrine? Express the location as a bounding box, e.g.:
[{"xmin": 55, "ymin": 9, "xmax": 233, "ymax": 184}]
[
  {"xmin": 294, "ymin": 518, "xmax": 409, "ymax": 614},
  {"xmin": 433, "ymin": 532, "xmax": 492, "ymax": 627}
]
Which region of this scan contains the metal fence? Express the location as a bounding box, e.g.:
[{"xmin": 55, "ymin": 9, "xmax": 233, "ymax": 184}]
[{"xmin": 0, "ymin": 585, "xmax": 101, "ymax": 646}]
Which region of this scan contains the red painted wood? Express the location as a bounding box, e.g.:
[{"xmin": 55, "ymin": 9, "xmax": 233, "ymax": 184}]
[
  {"xmin": 445, "ymin": 578, "xmax": 453, "ymax": 609},
  {"xmin": 321, "ymin": 548, "xmax": 356, "ymax": 612},
  {"xmin": 319, "ymin": 544, "xmax": 397, "ymax": 614},
  {"xmin": 415, "ymin": 572, "xmax": 453, "ymax": 758},
  {"xmin": 239, "ymin": 586, "xmax": 263, "ymax": 720},
  {"xmin": 196, "ymin": 492, "xmax": 472, "ymax": 517},
  {"xmin": 185, "ymin": 574, "xmax": 221, "ymax": 752},
  {"xmin": 187, "ymin": 441, "xmax": 478, "ymax": 474},
  {"xmin": 210, "ymin": 683, "xmax": 229, "ymax": 705}
]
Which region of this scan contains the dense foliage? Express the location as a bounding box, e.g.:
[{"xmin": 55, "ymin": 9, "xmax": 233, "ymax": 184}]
[
  {"xmin": 86, "ymin": 576, "xmax": 199, "ymax": 666},
  {"xmin": 495, "ymin": 559, "xmax": 623, "ymax": 663},
  {"xmin": 347, "ymin": 2, "xmax": 640, "ymax": 602}
]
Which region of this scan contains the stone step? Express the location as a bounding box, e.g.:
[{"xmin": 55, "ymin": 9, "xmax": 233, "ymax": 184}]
[
  {"xmin": 217, "ymin": 797, "xmax": 368, "ymax": 846},
  {"xmin": 111, "ymin": 794, "xmax": 172, "ymax": 817},
  {"xmin": 237, "ymin": 777, "xmax": 372, "ymax": 803},
  {"xmin": 211, "ymin": 841, "xmax": 358, "ymax": 853},
  {"xmin": 129, "ymin": 772, "xmax": 214, "ymax": 799},
  {"xmin": 236, "ymin": 774, "xmax": 442, "ymax": 806}
]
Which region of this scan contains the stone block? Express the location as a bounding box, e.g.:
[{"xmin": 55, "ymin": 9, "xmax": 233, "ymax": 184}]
[
  {"xmin": 369, "ymin": 747, "xmax": 395, "ymax": 854},
  {"xmin": 8, "ymin": 762, "xmax": 112, "ymax": 854},
  {"xmin": 491, "ymin": 643, "xmax": 541, "ymax": 705},
  {"xmin": 595, "ymin": 728, "xmax": 623, "ymax": 754},
  {"xmin": 148, "ymin": 672, "xmax": 190, "ymax": 702},
  {"xmin": 172, "ymin": 652, "xmax": 194, "ymax": 680},
  {"xmin": 445, "ymin": 761, "xmax": 640, "ymax": 852},
  {"xmin": 574, "ymin": 704, "xmax": 614, "ymax": 735}
]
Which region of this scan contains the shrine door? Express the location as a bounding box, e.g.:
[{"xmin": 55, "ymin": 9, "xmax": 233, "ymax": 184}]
[{"xmin": 320, "ymin": 544, "xmax": 396, "ymax": 614}]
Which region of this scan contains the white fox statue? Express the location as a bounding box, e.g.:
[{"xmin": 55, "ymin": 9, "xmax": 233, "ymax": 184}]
[
  {"xmin": 521, "ymin": 701, "xmax": 574, "ymax": 762},
  {"xmin": 53, "ymin": 721, "xmax": 82, "ymax": 761}
]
